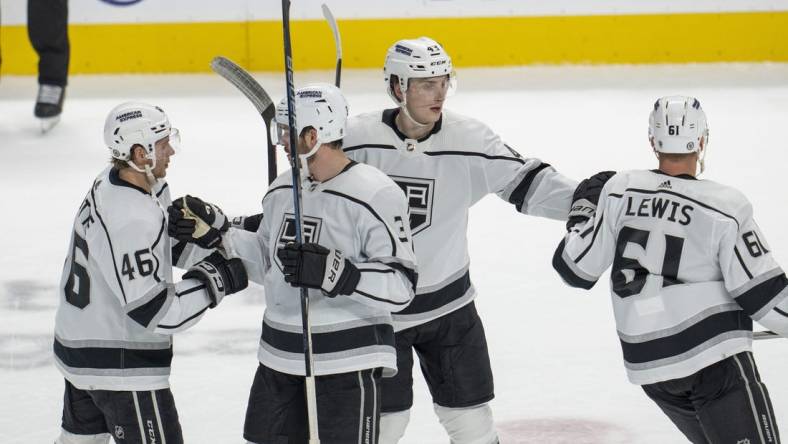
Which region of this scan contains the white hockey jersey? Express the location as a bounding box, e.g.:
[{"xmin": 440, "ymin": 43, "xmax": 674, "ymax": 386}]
[
  {"xmin": 554, "ymin": 170, "xmax": 788, "ymax": 385},
  {"xmin": 344, "ymin": 109, "xmax": 576, "ymax": 330},
  {"xmin": 54, "ymin": 166, "xmax": 215, "ymax": 391},
  {"xmin": 223, "ymin": 161, "xmax": 417, "ymax": 377}
]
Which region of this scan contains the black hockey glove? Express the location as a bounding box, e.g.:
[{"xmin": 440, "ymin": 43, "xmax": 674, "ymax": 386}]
[
  {"xmin": 183, "ymin": 251, "xmax": 248, "ymax": 308},
  {"xmin": 231, "ymin": 213, "xmax": 264, "ymax": 233},
  {"xmin": 277, "ymin": 242, "xmax": 361, "ymax": 297},
  {"xmin": 168, "ymin": 195, "xmax": 230, "ymax": 249},
  {"xmin": 567, "ymin": 171, "xmax": 617, "ymax": 230}
]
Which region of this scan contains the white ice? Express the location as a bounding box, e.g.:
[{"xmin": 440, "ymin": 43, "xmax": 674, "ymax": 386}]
[{"xmin": 1, "ymin": 64, "xmax": 787, "ymax": 443}]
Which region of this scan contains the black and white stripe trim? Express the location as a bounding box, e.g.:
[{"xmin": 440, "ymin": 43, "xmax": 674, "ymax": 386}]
[
  {"xmin": 261, "ymin": 320, "xmax": 394, "ymax": 356},
  {"xmin": 621, "ymin": 309, "xmax": 752, "ymax": 366},
  {"xmin": 618, "ymin": 303, "xmax": 741, "ymax": 343},
  {"xmin": 733, "ymin": 352, "xmax": 779, "ymax": 444},
  {"xmin": 126, "ymin": 284, "xmax": 174, "ymax": 330},
  {"xmin": 505, "ymin": 161, "xmax": 553, "ymax": 212},
  {"xmin": 552, "ymin": 239, "xmax": 598, "ymax": 290},
  {"xmin": 396, "ymin": 269, "xmax": 471, "ymax": 315},
  {"xmin": 732, "ymin": 269, "xmax": 788, "ymax": 320},
  {"xmin": 54, "ymin": 337, "xmax": 173, "ymax": 370}
]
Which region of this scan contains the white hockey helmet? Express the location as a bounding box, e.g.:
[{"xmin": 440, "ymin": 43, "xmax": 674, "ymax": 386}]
[
  {"xmin": 383, "ymin": 37, "xmax": 456, "ymax": 105},
  {"xmin": 272, "ymin": 83, "xmax": 349, "ymax": 181},
  {"xmin": 649, "ymin": 96, "xmax": 709, "ymax": 154},
  {"xmin": 272, "ymin": 83, "xmax": 348, "ymax": 146},
  {"xmin": 104, "ymin": 102, "xmax": 177, "ymax": 161}
]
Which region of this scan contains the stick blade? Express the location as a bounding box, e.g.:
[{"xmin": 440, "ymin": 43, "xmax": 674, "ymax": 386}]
[
  {"xmin": 321, "ymin": 4, "xmax": 342, "ymax": 58},
  {"xmin": 210, "ymin": 56, "xmax": 274, "ymax": 118}
]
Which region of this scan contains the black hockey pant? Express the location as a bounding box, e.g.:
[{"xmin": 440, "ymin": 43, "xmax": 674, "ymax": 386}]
[{"xmin": 642, "ymin": 351, "xmax": 780, "ymax": 443}]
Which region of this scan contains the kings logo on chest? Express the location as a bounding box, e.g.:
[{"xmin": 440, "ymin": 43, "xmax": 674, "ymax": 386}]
[
  {"xmin": 274, "ymin": 213, "xmax": 323, "ymax": 270},
  {"xmin": 391, "ymin": 176, "xmax": 435, "ymax": 235}
]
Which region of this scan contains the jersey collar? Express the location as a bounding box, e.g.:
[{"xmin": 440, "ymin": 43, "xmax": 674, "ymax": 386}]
[
  {"xmin": 109, "ymin": 167, "xmax": 151, "ymax": 195},
  {"xmin": 382, "ymin": 108, "xmax": 443, "ymax": 143},
  {"xmin": 651, "ymin": 169, "xmax": 697, "ymax": 181}
]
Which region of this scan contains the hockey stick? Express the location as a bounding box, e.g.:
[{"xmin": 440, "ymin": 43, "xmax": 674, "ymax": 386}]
[
  {"xmin": 209, "ymin": 56, "xmax": 278, "ymax": 185},
  {"xmin": 754, "ymin": 330, "xmax": 780, "ymax": 340},
  {"xmin": 281, "ymin": 1, "xmax": 320, "ymax": 442},
  {"xmin": 321, "ymin": 3, "xmax": 342, "ymax": 87}
]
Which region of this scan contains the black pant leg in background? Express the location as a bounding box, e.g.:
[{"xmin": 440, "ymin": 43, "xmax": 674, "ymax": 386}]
[{"xmin": 27, "ymin": 0, "xmax": 69, "ymax": 86}]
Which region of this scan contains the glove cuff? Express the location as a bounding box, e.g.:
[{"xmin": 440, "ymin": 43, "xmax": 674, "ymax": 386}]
[
  {"xmin": 320, "ymin": 249, "xmax": 360, "ymax": 297},
  {"xmin": 568, "ymin": 198, "xmax": 596, "ymax": 220},
  {"xmin": 184, "ymin": 260, "xmax": 227, "ymax": 308}
]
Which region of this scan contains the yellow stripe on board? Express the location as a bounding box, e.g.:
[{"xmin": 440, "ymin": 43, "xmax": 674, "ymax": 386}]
[{"xmin": 1, "ymin": 11, "xmax": 786, "ymax": 75}]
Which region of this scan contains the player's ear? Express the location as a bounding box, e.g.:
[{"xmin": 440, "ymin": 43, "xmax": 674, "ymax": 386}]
[
  {"xmin": 391, "ymin": 76, "xmax": 404, "ymax": 102},
  {"xmin": 130, "ymin": 145, "xmax": 147, "ymax": 165}
]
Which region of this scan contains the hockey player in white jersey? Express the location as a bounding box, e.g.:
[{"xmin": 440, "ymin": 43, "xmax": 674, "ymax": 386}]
[
  {"xmin": 341, "ymin": 37, "xmax": 577, "ymax": 444},
  {"xmin": 168, "ymin": 83, "xmax": 418, "ymax": 443},
  {"xmin": 53, "ymin": 102, "xmax": 249, "ymax": 444},
  {"xmin": 554, "ymin": 96, "xmax": 785, "ymax": 443}
]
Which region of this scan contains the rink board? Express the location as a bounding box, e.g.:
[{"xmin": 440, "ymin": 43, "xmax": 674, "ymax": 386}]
[{"xmin": 1, "ymin": 10, "xmax": 787, "ymax": 74}]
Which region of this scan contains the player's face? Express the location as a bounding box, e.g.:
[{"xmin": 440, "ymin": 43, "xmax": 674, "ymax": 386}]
[
  {"xmin": 279, "ymin": 125, "xmax": 317, "ymax": 160},
  {"xmin": 404, "ymin": 75, "xmax": 450, "ymax": 124},
  {"xmin": 152, "ymin": 132, "xmax": 177, "ymax": 178}
]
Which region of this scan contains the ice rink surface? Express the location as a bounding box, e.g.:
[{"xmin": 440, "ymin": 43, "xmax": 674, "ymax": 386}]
[{"xmin": 1, "ymin": 63, "xmax": 787, "ymax": 443}]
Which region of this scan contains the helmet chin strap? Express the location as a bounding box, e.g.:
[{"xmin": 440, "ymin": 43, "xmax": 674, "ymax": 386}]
[
  {"xmin": 388, "ymin": 84, "xmax": 429, "ymax": 128},
  {"xmin": 126, "ymin": 154, "xmax": 157, "ymax": 188},
  {"xmin": 399, "ymin": 102, "xmax": 429, "ymax": 128},
  {"xmin": 298, "ymin": 140, "xmax": 322, "ymax": 183}
]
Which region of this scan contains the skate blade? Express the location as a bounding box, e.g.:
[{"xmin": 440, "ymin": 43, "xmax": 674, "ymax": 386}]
[{"xmin": 39, "ymin": 116, "xmax": 61, "ymax": 133}]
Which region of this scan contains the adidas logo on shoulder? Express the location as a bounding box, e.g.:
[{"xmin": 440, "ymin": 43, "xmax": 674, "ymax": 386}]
[{"xmin": 657, "ymin": 180, "xmax": 672, "ymax": 190}]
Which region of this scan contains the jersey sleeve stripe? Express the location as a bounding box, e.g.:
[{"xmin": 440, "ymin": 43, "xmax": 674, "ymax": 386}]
[
  {"xmin": 574, "ymin": 214, "xmax": 605, "ymax": 263},
  {"xmin": 734, "ymin": 246, "xmax": 754, "ymax": 279},
  {"xmin": 736, "ymin": 275, "xmax": 788, "ymax": 320},
  {"xmin": 552, "ymin": 239, "xmax": 597, "ymax": 290},
  {"xmin": 171, "ymin": 240, "xmax": 187, "ymax": 266},
  {"xmin": 776, "ymin": 307, "xmax": 788, "ymax": 318},
  {"xmin": 157, "ymin": 305, "xmax": 210, "ymax": 330},
  {"xmin": 354, "ymin": 289, "xmax": 411, "ymax": 306},
  {"xmin": 127, "ymin": 288, "xmax": 170, "ymax": 329},
  {"xmin": 176, "ymin": 283, "xmax": 207, "ymax": 297},
  {"xmin": 382, "ymin": 261, "xmax": 418, "ymax": 293},
  {"xmin": 91, "ymin": 186, "xmax": 127, "ymax": 303},
  {"xmin": 507, "ymin": 162, "xmax": 551, "ymax": 212},
  {"xmin": 359, "ymin": 268, "xmax": 395, "ymax": 274}
]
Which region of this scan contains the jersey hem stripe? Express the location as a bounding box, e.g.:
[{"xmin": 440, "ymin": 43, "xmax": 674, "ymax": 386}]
[{"xmin": 620, "ymin": 310, "xmax": 752, "ymax": 364}]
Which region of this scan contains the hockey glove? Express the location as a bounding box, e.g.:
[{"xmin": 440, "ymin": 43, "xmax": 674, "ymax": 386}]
[
  {"xmin": 567, "ymin": 170, "xmax": 616, "ymax": 230},
  {"xmin": 183, "ymin": 251, "xmax": 248, "ymax": 308},
  {"xmin": 277, "ymin": 242, "xmax": 361, "ymax": 297},
  {"xmin": 168, "ymin": 195, "xmax": 230, "ymax": 249}
]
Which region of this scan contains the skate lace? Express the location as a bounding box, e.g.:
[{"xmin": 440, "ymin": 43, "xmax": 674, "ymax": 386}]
[{"xmin": 37, "ymin": 85, "xmax": 63, "ymax": 105}]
